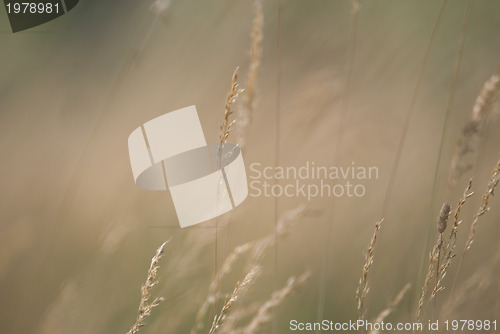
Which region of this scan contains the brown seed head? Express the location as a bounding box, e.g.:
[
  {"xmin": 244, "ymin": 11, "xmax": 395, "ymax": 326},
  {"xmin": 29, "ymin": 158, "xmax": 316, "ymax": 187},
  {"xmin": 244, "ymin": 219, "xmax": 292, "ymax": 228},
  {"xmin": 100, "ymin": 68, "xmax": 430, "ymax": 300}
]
[{"xmin": 437, "ymin": 202, "xmax": 451, "ymax": 234}]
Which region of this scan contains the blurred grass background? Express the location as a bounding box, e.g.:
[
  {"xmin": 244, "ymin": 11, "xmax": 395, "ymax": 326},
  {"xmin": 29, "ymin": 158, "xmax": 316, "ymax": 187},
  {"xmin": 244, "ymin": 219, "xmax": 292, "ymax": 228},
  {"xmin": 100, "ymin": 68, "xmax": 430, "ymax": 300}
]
[{"xmin": 1, "ymin": 0, "xmax": 500, "ymax": 333}]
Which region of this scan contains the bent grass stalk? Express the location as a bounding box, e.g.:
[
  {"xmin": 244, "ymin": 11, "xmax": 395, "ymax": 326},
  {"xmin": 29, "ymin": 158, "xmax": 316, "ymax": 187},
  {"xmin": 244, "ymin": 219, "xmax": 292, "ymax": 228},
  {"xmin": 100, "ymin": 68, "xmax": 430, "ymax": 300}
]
[
  {"xmin": 208, "ymin": 266, "xmax": 261, "ymax": 334},
  {"xmin": 192, "ymin": 204, "xmax": 308, "ymax": 334},
  {"xmin": 416, "ymin": 240, "xmax": 438, "ymax": 322},
  {"xmin": 450, "ymin": 157, "xmax": 500, "ymax": 298},
  {"xmin": 356, "ymin": 220, "xmax": 383, "ymax": 322},
  {"xmin": 121, "ymin": 5, "xmax": 500, "ymax": 334},
  {"xmin": 239, "ymin": 271, "xmax": 311, "ymax": 334},
  {"xmin": 449, "ymin": 74, "xmax": 500, "ymax": 186},
  {"xmin": 219, "ymin": 67, "xmax": 244, "ymax": 147},
  {"xmin": 274, "ymin": 0, "xmax": 284, "ymax": 332},
  {"xmin": 368, "ymin": 283, "xmax": 411, "ymax": 334},
  {"xmin": 432, "ymin": 203, "xmax": 451, "ymax": 299},
  {"xmin": 237, "ymin": 0, "xmax": 263, "ymax": 149},
  {"xmin": 443, "ymin": 244, "xmax": 500, "ymax": 319},
  {"xmin": 378, "ymin": 0, "xmax": 447, "ymax": 318},
  {"xmin": 192, "ymin": 243, "xmax": 253, "ymax": 334},
  {"xmin": 464, "ymin": 157, "xmax": 500, "ymax": 251},
  {"xmin": 316, "ymin": 1, "xmax": 360, "ymax": 330},
  {"xmin": 126, "ymin": 240, "xmax": 169, "ymax": 334},
  {"xmin": 433, "ymin": 182, "xmax": 473, "ymax": 300},
  {"xmin": 214, "ymin": 66, "xmax": 244, "ymax": 320},
  {"xmin": 417, "ymin": 207, "xmax": 447, "ymax": 324}
]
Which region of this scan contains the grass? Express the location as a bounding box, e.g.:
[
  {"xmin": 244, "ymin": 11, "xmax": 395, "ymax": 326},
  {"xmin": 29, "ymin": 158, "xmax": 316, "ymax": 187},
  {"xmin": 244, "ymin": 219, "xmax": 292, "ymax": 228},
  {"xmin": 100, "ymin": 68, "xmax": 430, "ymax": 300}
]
[
  {"xmin": 356, "ymin": 220, "xmax": 382, "ymax": 322},
  {"xmin": 126, "ymin": 241, "xmax": 169, "ymax": 334},
  {"xmin": 126, "ymin": 205, "xmax": 310, "ymax": 334},
  {"xmin": 3, "ymin": 1, "xmax": 500, "ymax": 334},
  {"xmin": 123, "ymin": 1, "xmax": 500, "ymax": 333}
]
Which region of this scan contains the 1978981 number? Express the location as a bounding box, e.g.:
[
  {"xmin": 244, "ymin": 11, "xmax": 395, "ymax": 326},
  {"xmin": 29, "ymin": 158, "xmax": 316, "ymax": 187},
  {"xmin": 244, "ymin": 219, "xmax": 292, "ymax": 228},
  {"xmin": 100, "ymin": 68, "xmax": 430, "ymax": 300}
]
[
  {"xmin": 6, "ymin": 2, "xmax": 60, "ymax": 14},
  {"xmin": 444, "ymin": 320, "xmax": 497, "ymax": 331}
]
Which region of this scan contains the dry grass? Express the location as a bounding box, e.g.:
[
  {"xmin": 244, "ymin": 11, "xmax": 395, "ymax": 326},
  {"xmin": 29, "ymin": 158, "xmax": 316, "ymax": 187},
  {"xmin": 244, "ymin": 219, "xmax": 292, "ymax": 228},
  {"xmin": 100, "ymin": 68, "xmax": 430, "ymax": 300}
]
[
  {"xmin": 219, "ymin": 67, "xmax": 244, "ymax": 146},
  {"xmin": 415, "ymin": 156, "xmax": 500, "ymax": 323},
  {"xmin": 119, "ymin": 3, "xmax": 500, "ymax": 333},
  {"xmin": 417, "ymin": 238, "xmax": 439, "ymax": 322},
  {"xmin": 431, "ymin": 203, "xmax": 451, "ymax": 299},
  {"xmin": 442, "ymin": 244, "xmax": 500, "ymax": 319},
  {"xmin": 14, "ymin": 3, "xmax": 500, "ymax": 334},
  {"xmin": 127, "ymin": 207, "xmax": 310, "ymax": 334},
  {"xmin": 447, "ymin": 180, "xmax": 473, "ymax": 251},
  {"xmin": 464, "ymin": 156, "xmax": 500, "ymax": 251},
  {"xmin": 214, "ymin": 65, "xmax": 244, "ymax": 323},
  {"xmin": 368, "ymin": 283, "xmax": 411, "ymax": 334},
  {"xmin": 187, "ymin": 8, "xmax": 310, "ymax": 330},
  {"xmin": 356, "ymin": 220, "xmax": 382, "ymax": 322},
  {"xmin": 192, "ymin": 243, "xmax": 253, "ymax": 334},
  {"xmin": 126, "ymin": 240, "xmax": 169, "ymax": 334},
  {"xmin": 192, "ymin": 204, "xmax": 308, "ymax": 334},
  {"xmin": 150, "ymin": 0, "xmax": 171, "ymax": 15},
  {"xmin": 237, "ymin": 0, "xmax": 263, "ymax": 149},
  {"xmin": 449, "ymin": 72, "xmax": 500, "ymax": 186},
  {"xmin": 208, "ymin": 266, "xmax": 261, "ymax": 334},
  {"xmin": 435, "ymin": 182, "xmax": 473, "ymax": 295},
  {"xmin": 446, "ymin": 156, "xmax": 500, "ymax": 300},
  {"xmin": 238, "ymin": 271, "xmax": 311, "ymax": 334}
]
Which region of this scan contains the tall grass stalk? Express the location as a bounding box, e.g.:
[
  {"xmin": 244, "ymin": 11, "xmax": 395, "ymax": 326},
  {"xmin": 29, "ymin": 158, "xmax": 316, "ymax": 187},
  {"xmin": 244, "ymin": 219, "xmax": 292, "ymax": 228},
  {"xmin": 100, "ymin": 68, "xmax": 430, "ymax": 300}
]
[
  {"xmin": 239, "ymin": 271, "xmax": 310, "ymax": 334},
  {"xmin": 316, "ymin": 1, "xmax": 360, "ymax": 329},
  {"xmin": 192, "ymin": 205, "xmax": 307, "ymax": 334},
  {"xmin": 237, "ymin": 0, "xmax": 263, "ymax": 149},
  {"xmin": 209, "ymin": 266, "xmax": 261, "ymax": 334},
  {"xmin": 421, "ymin": 2, "xmax": 471, "ymax": 301},
  {"xmin": 126, "ymin": 240, "xmax": 169, "ymax": 334},
  {"xmin": 273, "ymin": 1, "xmax": 285, "ymax": 333},
  {"xmin": 214, "ymin": 66, "xmax": 244, "ymax": 321},
  {"xmin": 449, "ymin": 74, "xmax": 500, "ymax": 186},
  {"xmin": 368, "ymin": 283, "xmax": 411, "ymax": 334},
  {"xmin": 356, "ymin": 220, "xmax": 383, "ymax": 323},
  {"xmin": 450, "ymin": 157, "xmax": 500, "ymax": 298}
]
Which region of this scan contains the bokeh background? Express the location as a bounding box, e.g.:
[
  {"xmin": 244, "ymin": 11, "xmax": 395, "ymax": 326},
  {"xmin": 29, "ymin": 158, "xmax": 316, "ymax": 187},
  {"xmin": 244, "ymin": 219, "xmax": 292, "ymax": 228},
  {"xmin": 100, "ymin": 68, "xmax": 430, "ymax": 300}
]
[{"xmin": 1, "ymin": 0, "xmax": 500, "ymax": 333}]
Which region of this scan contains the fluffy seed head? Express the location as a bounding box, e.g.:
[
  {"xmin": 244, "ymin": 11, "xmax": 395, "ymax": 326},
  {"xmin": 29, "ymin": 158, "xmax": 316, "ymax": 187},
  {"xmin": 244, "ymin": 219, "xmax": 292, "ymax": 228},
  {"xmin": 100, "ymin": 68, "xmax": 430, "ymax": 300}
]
[{"xmin": 437, "ymin": 202, "xmax": 451, "ymax": 234}]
